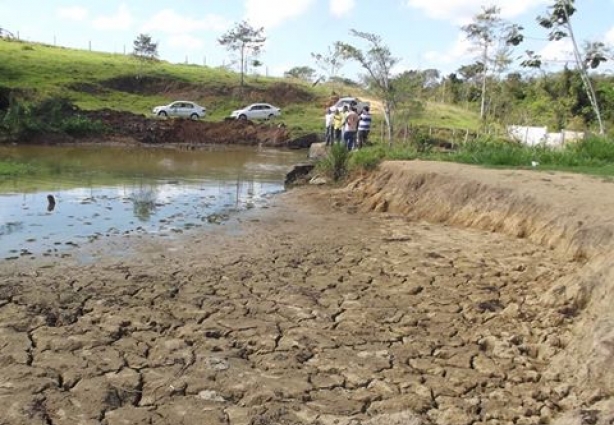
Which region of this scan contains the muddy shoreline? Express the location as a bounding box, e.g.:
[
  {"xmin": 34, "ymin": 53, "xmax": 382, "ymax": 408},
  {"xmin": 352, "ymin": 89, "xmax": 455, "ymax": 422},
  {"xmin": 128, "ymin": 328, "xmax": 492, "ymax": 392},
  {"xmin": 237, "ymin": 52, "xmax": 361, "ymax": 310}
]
[{"xmin": 1, "ymin": 162, "xmax": 613, "ymax": 425}]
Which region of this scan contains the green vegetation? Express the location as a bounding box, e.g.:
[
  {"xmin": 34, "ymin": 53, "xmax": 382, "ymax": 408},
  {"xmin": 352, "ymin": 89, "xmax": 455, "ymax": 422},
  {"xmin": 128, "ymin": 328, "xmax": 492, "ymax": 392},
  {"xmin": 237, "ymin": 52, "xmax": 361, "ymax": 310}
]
[
  {"xmin": 346, "ymin": 135, "xmax": 614, "ymax": 177},
  {"xmin": 318, "ymin": 143, "xmax": 351, "ymax": 181},
  {"xmin": 1, "ymin": 96, "xmax": 108, "ymax": 141},
  {"xmin": 412, "ymin": 102, "xmax": 482, "ymax": 130}
]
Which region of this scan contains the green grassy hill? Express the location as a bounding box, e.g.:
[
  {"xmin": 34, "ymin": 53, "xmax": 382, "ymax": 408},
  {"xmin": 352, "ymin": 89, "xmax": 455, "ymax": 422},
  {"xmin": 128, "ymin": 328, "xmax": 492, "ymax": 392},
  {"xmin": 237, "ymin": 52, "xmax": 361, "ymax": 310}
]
[{"xmin": 0, "ymin": 38, "xmax": 481, "ymax": 136}]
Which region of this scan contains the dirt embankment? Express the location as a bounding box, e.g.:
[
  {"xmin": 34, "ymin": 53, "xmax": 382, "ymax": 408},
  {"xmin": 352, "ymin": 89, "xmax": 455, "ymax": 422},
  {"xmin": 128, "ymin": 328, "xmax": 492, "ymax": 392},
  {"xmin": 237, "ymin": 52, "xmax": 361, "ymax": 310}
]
[
  {"xmin": 82, "ymin": 109, "xmax": 294, "ymax": 147},
  {"xmin": 1, "ymin": 162, "xmax": 614, "ymax": 425}
]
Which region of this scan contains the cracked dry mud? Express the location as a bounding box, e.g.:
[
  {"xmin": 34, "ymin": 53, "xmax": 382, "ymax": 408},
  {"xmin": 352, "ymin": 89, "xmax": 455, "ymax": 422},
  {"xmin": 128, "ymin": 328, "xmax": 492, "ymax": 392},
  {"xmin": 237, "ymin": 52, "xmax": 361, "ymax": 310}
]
[{"xmin": 0, "ymin": 186, "xmax": 581, "ymax": 425}]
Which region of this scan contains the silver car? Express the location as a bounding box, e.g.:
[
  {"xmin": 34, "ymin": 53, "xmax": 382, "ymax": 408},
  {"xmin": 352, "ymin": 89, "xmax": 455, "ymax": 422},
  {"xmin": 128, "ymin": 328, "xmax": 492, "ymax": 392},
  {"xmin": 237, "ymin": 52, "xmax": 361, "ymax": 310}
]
[
  {"xmin": 153, "ymin": 101, "xmax": 207, "ymax": 120},
  {"xmin": 230, "ymin": 103, "xmax": 281, "ymax": 120}
]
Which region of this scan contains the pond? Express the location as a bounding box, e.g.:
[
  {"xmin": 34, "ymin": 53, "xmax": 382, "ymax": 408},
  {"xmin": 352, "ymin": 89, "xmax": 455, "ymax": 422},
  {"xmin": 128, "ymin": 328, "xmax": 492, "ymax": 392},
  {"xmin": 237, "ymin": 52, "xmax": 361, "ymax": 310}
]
[{"xmin": 0, "ymin": 145, "xmax": 307, "ymax": 260}]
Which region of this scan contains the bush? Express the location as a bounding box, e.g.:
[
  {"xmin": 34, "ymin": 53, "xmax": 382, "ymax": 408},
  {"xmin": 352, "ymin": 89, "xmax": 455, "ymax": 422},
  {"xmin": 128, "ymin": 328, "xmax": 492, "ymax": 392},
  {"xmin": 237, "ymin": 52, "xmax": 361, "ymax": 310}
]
[
  {"xmin": 0, "ymin": 96, "xmax": 107, "ymax": 141},
  {"xmin": 318, "ymin": 143, "xmax": 351, "ymax": 181}
]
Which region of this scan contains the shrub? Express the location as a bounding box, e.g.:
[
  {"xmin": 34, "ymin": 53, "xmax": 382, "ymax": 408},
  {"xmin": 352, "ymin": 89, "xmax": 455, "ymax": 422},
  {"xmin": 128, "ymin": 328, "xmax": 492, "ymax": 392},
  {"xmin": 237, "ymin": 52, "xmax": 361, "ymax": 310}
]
[
  {"xmin": 0, "ymin": 96, "xmax": 107, "ymax": 140},
  {"xmin": 318, "ymin": 143, "xmax": 351, "ymax": 181}
]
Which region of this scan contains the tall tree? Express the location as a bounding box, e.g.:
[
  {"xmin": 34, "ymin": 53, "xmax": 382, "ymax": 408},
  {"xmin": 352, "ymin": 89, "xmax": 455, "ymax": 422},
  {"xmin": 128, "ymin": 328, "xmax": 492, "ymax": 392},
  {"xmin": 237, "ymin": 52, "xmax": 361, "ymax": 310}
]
[
  {"xmin": 311, "ymin": 44, "xmax": 346, "ymax": 93},
  {"xmin": 536, "ymin": 0, "xmax": 606, "ymax": 134},
  {"xmin": 284, "ymin": 66, "xmax": 316, "ymax": 81},
  {"xmin": 461, "ymin": 6, "xmax": 523, "ymax": 120},
  {"xmin": 218, "ymin": 21, "xmax": 266, "ymax": 88},
  {"xmin": 338, "ymin": 30, "xmax": 399, "ymax": 145}
]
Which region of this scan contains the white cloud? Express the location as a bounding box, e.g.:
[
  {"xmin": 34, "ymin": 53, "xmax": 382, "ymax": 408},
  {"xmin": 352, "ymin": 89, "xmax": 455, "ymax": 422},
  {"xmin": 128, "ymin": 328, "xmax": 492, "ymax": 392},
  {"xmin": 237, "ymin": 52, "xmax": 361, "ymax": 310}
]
[
  {"xmin": 405, "ymin": 0, "xmax": 549, "ymax": 24},
  {"xmin": 56, "ymin": 6, "xmax": 88, "ymax": 21},
  {"xmin": 142, "ymin": 9, "xmax": 230, "ymax": 34},
  {"xmin": 606, "ymin": 27, "xmax": 614, "ymax": 45},
  {"xmin": 167, "ymin": 34, "xmax": 205, "ymax": 51},
  {"xmin": 244, "ymin": 0, "xmax": 315, "ymax": 29},
  {"xmin": 538, "ymin": 39, "xmax": 574, "ymax": 66},
  {"xmin": 93, "ymin": 4, "xmax": 133, "ymax": 31},
  {"xmin": 423, "ymin": 34, "xmax": 473, "ymax": 65},
  {"xmin": 330, "ymin": 0, "xmax": 355, "ymax": 17}
]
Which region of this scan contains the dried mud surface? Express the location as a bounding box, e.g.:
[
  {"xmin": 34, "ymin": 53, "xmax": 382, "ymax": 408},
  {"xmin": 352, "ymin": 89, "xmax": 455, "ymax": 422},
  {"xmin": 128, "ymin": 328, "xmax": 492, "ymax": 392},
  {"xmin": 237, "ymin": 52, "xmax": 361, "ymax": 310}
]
[{"xmin": 0, "ymin": 164, "xmax": 612, "ymax": 425}]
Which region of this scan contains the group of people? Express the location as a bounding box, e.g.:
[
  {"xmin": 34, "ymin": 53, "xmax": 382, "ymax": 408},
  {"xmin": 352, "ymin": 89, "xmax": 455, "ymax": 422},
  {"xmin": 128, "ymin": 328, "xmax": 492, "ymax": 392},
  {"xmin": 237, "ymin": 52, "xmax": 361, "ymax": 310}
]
[{"xmin": 324, "ymin": 104, "xmax": 372, "ymax": 150}]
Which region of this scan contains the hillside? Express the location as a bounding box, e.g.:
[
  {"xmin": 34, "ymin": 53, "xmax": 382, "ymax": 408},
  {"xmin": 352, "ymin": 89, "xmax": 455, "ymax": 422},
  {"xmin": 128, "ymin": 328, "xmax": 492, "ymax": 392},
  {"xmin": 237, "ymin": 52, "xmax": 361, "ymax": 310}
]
[{"xmin": 0, "ymin": 38, "xmax": 481, "ymax": 138}]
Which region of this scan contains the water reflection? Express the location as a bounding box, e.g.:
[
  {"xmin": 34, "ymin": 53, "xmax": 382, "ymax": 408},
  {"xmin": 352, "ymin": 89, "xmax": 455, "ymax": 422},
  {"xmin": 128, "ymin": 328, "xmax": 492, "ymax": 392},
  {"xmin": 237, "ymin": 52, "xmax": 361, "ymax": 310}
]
[
  {"xmin": 130, "ymin": 185, "xmax": 158, "ymax": 222},
  {"xmin": 0, "ymin": 221, "xmax": 24, "ymax": 236},
  {"xmin": 0, "ymin": 145, "xmax": 306, "ymax": 259}
]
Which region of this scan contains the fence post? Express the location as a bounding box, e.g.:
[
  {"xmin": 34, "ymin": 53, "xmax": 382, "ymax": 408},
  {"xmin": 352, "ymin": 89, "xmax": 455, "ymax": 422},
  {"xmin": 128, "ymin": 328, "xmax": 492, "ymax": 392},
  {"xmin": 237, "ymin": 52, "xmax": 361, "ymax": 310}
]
[{"xmin": 464, "ymin": 129, "xmax": 469, "ymax": 143}]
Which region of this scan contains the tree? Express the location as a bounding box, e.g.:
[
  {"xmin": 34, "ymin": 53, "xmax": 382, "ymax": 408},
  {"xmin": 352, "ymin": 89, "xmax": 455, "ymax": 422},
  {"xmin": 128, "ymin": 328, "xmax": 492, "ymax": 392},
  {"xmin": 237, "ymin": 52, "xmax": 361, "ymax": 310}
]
[
  {"xmin": 338, "ymin": 30, "xmax": 399, "ymax": 145},
  {"xmin": 311, "ymin": 44, "xmax": 346, "ymax": 93},
  {"xmin": 132, "ymin": 34, "xmax": 158, "ymax": 78},
  {"xmin": 218, "ymin": 21, "xmax": 266, "ymax": 88},
  {"xmin": 284, "ymin": 66, "xmax": 316, "ymax": 81},
  {"xmin": 535, "ymin": 0, "xmax": 606, "ymax": 134},
  {"xmin": 133, "ymin": 34, "xmax": 158, "ymax": 60},
  {"xmin": 461, "ymin": 6, "xmax": 524, "ymax": 121}
]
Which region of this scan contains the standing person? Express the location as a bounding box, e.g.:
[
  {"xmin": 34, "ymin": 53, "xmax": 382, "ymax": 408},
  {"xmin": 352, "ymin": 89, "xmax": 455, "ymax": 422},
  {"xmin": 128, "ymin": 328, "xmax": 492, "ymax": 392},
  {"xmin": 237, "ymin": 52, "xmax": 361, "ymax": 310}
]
[
  {"xmin": 341, "ymin": 105, "xmax": 350, "ymax": 142},
  {"xmin": 333, "ymin": 108, "xmax": 343, "ymax": 144},
  {"xmin": 357, "ymin": 106, "xmax": 372, "ymax": 149},
  {"xmin": 324, "ymin": 108, "xmax": 334, "ymax": 145},
  {"xmin": 343, "ymin": 106, "xmax": 360, "ymax": 150}
]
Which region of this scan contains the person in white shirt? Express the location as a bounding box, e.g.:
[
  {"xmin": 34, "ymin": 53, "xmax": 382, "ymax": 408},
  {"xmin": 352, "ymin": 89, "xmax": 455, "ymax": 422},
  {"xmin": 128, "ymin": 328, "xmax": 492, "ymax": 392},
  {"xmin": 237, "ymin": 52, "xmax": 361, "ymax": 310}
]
[
  {"xmin": 324, "ymin": 108, "xmax": 334, "ymax": 145},
  {"xmin": 357, "ymin": 106, "xmax": 372, "ymax": 149}
]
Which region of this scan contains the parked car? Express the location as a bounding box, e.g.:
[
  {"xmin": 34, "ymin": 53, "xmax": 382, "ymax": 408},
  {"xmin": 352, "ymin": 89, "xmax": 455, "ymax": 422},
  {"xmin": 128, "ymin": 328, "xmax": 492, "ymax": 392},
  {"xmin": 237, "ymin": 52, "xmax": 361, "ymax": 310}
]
[
  {"xmin": 331, "ymin": 97, "xmax": 370, "ymax": 113},
  {"xmin": 152, "ymin": 101, "xmax": 206, "ymax": 120},
  {"xmin": 230, "ymin": 103, "xmax": 281, "ymax": 120}
]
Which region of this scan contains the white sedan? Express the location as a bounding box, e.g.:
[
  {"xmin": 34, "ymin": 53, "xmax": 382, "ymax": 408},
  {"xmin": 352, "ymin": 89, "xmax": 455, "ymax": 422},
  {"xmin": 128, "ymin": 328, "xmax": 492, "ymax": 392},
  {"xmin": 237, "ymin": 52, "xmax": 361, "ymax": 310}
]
[
  {"xmin": 230, "ymin": 103, "xmax": 281, "ymax": 120},
  {"xmin": 153, "ymin": 101, "xmax": 206, "ymax": 120}
]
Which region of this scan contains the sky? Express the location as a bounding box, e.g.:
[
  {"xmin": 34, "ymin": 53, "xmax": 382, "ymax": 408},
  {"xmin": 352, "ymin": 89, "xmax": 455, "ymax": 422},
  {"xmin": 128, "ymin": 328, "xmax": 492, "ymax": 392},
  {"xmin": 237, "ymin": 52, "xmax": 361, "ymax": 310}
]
[{"xmin": 1, "ymin": 0, "xmax": 614, "ymax": 78}]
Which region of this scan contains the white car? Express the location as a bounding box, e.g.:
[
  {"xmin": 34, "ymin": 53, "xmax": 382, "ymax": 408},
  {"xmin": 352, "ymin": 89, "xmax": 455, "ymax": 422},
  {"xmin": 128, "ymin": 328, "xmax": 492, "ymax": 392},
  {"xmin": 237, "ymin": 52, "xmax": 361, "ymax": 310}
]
[
  {"xmin": 332, "ymin": 97, "xmax": 370, "ymax": 114},
  {"xmin": 230, "ymin": 103, "xmax": 281, "ymax": 120},
  {"xmin": 153, "ymin": 101, "xmax": 206, "ymax": 120}
]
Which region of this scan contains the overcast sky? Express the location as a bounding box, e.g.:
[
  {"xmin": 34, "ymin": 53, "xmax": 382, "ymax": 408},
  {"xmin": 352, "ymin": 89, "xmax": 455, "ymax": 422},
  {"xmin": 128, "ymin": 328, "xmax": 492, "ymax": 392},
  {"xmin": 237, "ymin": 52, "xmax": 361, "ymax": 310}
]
[{"xmin": 2, "ymin": 0, "xmax": 613, "ymax": 77}]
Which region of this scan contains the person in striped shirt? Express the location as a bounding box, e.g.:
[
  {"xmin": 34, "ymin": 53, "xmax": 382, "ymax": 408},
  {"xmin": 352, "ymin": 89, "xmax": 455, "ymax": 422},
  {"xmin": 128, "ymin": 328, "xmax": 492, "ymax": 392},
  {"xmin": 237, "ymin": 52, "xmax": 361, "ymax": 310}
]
[{"xmin": 357, "ymin": 106, "xmax": 372, "ymax": 149}]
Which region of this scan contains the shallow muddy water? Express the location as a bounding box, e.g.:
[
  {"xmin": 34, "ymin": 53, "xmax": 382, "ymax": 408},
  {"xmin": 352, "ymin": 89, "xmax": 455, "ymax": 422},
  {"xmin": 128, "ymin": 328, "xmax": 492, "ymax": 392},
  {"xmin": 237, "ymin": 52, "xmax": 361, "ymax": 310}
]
[{"xmin": 0, "ymin": 145, "xmax": 306, "ymax": 260}]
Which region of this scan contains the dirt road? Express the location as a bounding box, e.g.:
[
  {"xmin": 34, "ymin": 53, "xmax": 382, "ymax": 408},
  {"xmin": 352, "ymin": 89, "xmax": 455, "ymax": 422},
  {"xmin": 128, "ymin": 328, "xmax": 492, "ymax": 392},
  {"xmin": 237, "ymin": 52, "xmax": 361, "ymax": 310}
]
[{"xmin": 1, "ymin": 161, "xmax": 613, "ymax": 425}]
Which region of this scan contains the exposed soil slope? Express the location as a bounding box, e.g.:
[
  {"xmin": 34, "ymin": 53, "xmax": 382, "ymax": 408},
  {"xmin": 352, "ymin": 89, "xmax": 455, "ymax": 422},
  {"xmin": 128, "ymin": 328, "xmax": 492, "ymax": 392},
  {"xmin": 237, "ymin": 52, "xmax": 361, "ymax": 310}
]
[{"xmin": 82, "ymin": 109, "xmax": 292, "ymax": 147}]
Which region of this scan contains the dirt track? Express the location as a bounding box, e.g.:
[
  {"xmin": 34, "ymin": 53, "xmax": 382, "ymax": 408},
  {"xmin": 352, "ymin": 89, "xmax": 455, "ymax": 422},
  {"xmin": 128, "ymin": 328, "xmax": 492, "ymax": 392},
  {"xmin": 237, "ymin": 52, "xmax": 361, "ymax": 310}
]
[{"xmin": 1, "ymin": 162, "xmax": 614, "ymax": 425}]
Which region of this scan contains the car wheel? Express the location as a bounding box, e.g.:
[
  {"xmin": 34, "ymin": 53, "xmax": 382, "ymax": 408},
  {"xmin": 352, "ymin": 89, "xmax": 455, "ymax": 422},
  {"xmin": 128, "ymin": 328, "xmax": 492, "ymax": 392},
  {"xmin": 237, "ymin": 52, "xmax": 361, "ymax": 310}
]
[
  {"xmin": 239, "ymin": 114, "xmax": 247, "ymax": 120},
  {"xmin": 268, "ymin": 114, "xmax": 275, "ymax": 120},
  {"xmin": 190, "ymin": 113, "xmax": 199, "ymax": 120},
  {"xmin": 158, "ymin": 111, "xmax": 168, "ymax": 117}
]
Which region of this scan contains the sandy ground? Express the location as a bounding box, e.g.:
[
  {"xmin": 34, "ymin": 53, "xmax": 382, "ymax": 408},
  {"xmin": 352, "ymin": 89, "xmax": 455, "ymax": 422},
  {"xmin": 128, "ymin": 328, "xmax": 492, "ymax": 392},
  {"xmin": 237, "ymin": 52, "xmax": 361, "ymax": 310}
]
[{"xmin": 1, "ymin": 161, "xmax": 614, "ymax": 425}]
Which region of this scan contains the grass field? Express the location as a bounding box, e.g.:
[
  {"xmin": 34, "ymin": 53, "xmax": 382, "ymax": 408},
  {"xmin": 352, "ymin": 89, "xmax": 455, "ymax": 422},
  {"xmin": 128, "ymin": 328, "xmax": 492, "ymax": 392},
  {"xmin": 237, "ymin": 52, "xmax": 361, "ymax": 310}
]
[{"xmin": 0, "ymin": 38, "xmax": 481, "ymax": 137}]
